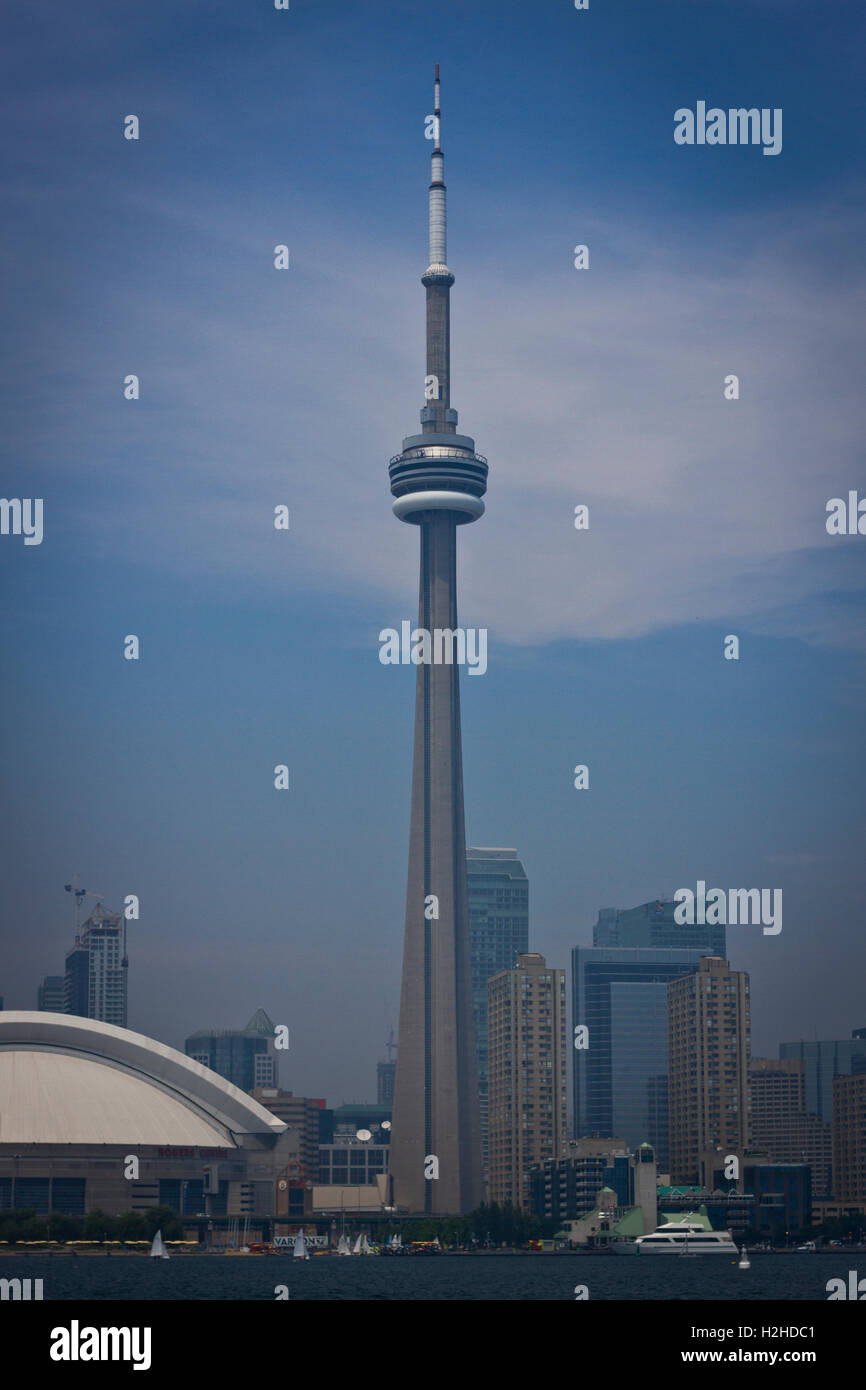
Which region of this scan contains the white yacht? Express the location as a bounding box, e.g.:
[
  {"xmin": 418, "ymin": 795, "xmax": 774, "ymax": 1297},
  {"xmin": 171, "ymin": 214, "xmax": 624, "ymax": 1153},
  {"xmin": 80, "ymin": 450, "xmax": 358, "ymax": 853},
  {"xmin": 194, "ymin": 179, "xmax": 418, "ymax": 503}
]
[{"xmin": 622, "ymin": 1220, "xmax": 738, "ymax": 1255}]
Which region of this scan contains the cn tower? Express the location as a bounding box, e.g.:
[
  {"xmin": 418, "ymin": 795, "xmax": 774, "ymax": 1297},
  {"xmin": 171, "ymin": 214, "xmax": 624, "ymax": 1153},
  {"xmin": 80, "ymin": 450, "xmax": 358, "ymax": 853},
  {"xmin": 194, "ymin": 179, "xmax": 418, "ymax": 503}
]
[{"xmin": 388, "ymin": 66, "xmax": 486, "ymax": 1214}]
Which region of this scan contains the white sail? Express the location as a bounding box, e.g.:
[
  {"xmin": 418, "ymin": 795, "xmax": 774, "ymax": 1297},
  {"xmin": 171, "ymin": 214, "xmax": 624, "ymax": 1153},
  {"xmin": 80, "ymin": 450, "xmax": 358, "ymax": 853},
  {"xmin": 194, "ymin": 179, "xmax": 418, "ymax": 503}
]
[
  {"xmin": 293, "ymin": 1231, "xmax": 308, "ymax": 1259},
  {"xmin": 150, "ymin": 1229, "xmax": 169, "ymax": 1259}
]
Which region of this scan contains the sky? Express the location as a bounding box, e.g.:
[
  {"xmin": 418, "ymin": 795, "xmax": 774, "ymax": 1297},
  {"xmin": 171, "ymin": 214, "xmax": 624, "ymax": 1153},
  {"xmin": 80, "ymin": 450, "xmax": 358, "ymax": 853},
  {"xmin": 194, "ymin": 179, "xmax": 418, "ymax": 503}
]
[{"xmin": 1, "ymin": 0, "xmax": 865, "ymax": 1107}]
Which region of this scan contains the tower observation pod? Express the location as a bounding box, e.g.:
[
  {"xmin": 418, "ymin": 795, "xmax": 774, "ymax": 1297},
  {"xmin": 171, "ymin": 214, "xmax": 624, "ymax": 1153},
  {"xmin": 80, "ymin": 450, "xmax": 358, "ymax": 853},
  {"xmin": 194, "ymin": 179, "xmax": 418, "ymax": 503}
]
[
  {"xmin": 387, "ymin": 66, "xmax": 486, "ymax": 1216},
  {"xmin": 388, "ymin": 64, "xmax": 488, "ymax": 525}
]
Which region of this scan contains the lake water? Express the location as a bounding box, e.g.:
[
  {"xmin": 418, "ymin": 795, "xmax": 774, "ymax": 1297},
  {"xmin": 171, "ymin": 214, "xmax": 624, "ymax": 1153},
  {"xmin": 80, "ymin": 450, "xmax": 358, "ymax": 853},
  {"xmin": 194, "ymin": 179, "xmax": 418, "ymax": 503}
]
[{"xmin": 0, "ymin": 1252, "xmax": 851, "ymax": 1300}]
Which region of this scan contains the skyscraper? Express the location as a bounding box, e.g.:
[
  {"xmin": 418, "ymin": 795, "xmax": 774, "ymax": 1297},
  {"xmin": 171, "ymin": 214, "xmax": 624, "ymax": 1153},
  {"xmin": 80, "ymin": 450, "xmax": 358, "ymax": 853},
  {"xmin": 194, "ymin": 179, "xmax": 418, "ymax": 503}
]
[
  {"xmin": 185, "ymin": 1009, "xmax": 279, "ymax": 1092},
  {"xmin": 37, "ymin": 975, "xmax": 66, "ymax": 1012},
  {"xmin": 572, "ymin": 916, "xmax": 724, "ymax": 1167},
  {"xmin": 667, "ymin": 956, "xmax": 751, "ymax": 1184},
  {"xmin": 466, "ymin": 848, "xmax": 529, "ymax": 1167},
  {"xmin": 594, "ymin": 899, "xmax": 726, "ymax": 954},
  {"xmin": 64, "ymin": 905, "xmax": 127, "ymax": 1028},
  {"xmin": 779, "ymin": 1034, "xmax": 866, "ymax": 1125},
  {"xmin": 389, "ymin": 68, "xmax": 487, "ymax": 1215},
  {"xmin": 487, "ymin": 954, "xmax": 568, "ymax": 1209},
  {"xmin": 377, "ymin": 1028, "xmax": 397, "ymax": 1106}
]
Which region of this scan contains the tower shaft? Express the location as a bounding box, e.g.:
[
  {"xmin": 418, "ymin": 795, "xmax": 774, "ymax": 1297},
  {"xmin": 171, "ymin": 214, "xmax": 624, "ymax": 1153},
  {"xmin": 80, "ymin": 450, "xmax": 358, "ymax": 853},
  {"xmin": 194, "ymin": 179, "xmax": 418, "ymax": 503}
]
[{"xmin": 390, "ymin": 516, "xmax": 483, "ymax": 1213}]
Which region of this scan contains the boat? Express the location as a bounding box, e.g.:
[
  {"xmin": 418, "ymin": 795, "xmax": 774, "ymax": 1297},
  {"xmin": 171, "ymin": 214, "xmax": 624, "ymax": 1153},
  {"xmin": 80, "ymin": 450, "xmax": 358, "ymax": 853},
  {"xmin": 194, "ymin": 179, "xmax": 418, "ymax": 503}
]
[
  {"xmin": 336, "ymin": 1234, "xmax": 351, "ymax": 1256},
  {"xmin": 795, "ymin": 1241, "xmax": 817, "ymax": 1252},
  {"xmin": 293, "ymin": 1230, "xmax": 310, "ymax": 1260},
  {"xmin": 738, "ymin": 1245, "xmax": 751, "ymax": 1269},
  {"xmin": 149, "ymin": 1230, "xmax": 170, "ymax": 1260},
  {"xmin": 622, "ymin": 1220, "xmax": 738, "ymax": 1255}
]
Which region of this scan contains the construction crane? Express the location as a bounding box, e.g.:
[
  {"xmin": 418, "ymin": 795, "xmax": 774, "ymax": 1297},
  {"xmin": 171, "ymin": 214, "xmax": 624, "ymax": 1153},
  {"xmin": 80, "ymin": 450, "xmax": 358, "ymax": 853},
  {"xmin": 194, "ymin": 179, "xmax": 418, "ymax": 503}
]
[{"xmin": 64, "ymin": 876, "xmax": 105, "ymax": 932}]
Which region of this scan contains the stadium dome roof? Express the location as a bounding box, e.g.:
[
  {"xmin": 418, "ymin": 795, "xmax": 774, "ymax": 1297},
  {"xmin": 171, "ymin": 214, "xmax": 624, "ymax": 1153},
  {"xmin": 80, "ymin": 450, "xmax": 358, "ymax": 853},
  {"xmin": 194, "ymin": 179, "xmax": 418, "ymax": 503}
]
[{"xmin": 0, "ymin": 1012, "xmax": 287, "ymax": 1147}]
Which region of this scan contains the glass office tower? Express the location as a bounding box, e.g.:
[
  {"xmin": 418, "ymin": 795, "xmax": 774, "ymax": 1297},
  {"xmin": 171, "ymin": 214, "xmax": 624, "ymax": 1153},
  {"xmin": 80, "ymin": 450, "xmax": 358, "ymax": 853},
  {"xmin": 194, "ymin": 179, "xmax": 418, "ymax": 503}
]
[
  {"xmin": 572, "ymin": 901, "xmax": 724, "ymax": 1170},
  {"xmin": 467, "ymin": 848, "xmax": 529, "ymax": 1168}
]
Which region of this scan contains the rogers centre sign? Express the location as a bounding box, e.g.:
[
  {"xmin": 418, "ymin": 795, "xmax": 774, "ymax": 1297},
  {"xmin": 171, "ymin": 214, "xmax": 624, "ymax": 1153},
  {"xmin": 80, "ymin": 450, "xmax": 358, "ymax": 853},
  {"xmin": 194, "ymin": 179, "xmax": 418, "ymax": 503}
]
[{"xmin": 156, "ymin": 1147, "xmax": 229, "ymax": 1158}]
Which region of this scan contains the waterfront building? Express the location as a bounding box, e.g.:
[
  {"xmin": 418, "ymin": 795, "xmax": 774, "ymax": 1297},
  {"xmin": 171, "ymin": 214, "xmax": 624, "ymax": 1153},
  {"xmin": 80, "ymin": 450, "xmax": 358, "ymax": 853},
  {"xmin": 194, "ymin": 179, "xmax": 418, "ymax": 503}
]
[
  {"xmin": 667, "ymin": 956, "xmax": 751, "ymax": 1184},
  {"xmin": 749, "ymin": 1057, "xmax": 832, "ymax": 1196},
  {"xmin": 0, "ymin": 1012, "xmax": 299, "ymax": 1235},
  {"xmin": 487, "ymin": 953, "xmax": 567, "ymax": 1209},
  {"xmin": 832, "ymin": 1070, "xmax": 866, "ymax": 1206}
]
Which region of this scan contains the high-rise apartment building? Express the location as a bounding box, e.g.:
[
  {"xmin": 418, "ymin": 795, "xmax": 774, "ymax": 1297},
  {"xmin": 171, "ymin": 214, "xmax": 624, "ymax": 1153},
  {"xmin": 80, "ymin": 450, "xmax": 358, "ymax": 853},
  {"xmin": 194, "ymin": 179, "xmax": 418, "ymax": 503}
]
[
  {"xmin": 749, "ymin": 1058, "xmax": 832, "ymax": 1196},
  {"xmin": 64, "ymin": 905, "xmax": 127, "ymax": 1028},
  {"xmin": 466, "ymin": 848, "xmax": 529, "ymax": 1167},
  {"xmin": 487, "ymin": 954, "xmax": 567, "ymax": 1209},
  {"xmin": 667, "ymin": 956, "xmax": 751, "ymax": 1184},
  {"xmin": 186, "ymin": 1009, "xmax": 279, "ymax": 1092},
  {"xmin": 832, "ymin": 1071, "xmax": 866, "ymax": 1204}
]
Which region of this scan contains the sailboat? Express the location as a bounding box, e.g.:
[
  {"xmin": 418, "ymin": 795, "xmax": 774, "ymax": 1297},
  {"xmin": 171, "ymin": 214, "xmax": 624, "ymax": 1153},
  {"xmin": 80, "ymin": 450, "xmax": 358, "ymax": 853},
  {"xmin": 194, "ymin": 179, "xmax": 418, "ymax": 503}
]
[
  {"xmin": 738, "ymin": 1245, "xmax": 751, "ymax": 1269},
  {"xmin": 352, "ymin": 1234, "xmax": 362, "ymax": 1255},
  {"xmin": 678, "ymin": 1230, "xmax": 696, "ymax": 1258},
  {"xmin": 293, "ymin": 1230, "xmax": 309, "ymax": 1260},
  {"xmin": 336, "ymin": 1234, "xmax": 351, "ymax": 1256},
  {"xmin": 150, "ymin": 1230, "xmax": 170, "ymax": 1260}
]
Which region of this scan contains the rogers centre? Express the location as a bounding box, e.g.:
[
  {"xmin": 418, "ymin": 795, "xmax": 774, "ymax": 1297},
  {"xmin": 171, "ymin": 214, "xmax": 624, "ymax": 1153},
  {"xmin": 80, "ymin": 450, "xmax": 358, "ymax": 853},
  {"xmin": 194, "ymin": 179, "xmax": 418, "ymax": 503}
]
[{"xmin": 0, "ymin": 1012, "xmax": 307, "ymax": 1240}]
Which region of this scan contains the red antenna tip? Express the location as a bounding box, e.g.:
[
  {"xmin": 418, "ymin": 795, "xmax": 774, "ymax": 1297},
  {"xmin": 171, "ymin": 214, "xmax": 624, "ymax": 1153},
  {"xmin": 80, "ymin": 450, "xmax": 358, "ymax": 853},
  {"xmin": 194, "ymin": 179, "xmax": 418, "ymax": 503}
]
[{"xmin": 435, "ymin": 63, "xmax": 440, "ymax": 80}]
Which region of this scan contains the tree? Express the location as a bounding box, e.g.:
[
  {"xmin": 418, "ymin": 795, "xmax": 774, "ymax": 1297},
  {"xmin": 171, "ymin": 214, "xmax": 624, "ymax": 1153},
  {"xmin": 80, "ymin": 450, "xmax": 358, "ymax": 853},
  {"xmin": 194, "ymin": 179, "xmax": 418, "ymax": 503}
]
[
  {"xmin": 140, "ymin": 1205, "xmax": 184, "ymax": 1241},
  {"xmin": 84, "ymin": 1209, "xmax": 114, "ymax": 1242},
  {"xmin": 114, "ymin": 1211, "xmax": 146, "ymax": 1242},
  {"xmin": 47, "ymin": 1212, "xmax": 82, "ymax": 1243}
]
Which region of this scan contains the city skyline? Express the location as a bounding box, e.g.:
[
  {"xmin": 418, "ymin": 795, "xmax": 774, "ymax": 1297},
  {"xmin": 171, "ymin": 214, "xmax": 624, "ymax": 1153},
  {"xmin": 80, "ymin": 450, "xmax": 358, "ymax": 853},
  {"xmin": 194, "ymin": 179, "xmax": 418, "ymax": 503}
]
[{"xmin": 2, "ymin": 0, "xmax": 865, "ymax": 1109}]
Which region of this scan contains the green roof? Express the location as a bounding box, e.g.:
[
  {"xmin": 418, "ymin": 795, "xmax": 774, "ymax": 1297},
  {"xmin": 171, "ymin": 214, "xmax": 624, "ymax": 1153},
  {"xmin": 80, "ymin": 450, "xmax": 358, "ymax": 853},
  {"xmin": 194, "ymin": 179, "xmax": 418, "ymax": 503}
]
[{"xmin": 613, "ymin": 1206, "xmax": 645, "ymax": 1237}]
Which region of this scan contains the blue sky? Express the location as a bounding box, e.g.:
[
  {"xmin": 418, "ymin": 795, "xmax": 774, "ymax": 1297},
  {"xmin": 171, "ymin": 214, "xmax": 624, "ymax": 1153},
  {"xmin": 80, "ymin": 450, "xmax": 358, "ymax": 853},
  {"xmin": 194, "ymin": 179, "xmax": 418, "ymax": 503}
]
[{"xmin": 2, "ymin": 0, "xmax": 865, "ymax": 1104}]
